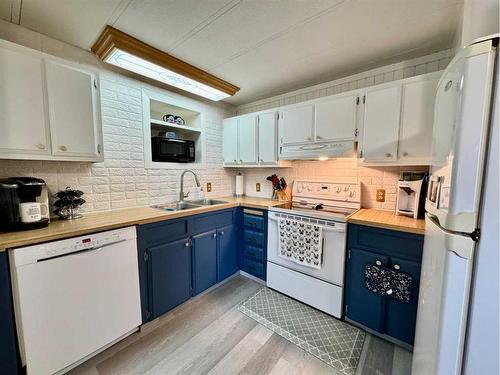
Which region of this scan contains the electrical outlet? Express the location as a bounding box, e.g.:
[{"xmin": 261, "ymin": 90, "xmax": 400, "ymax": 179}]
[
  {"xmin": 256, "ymin": 183, "xmax": 261, "ymax": 192},
  {"xmin": 376, "ymin": 189, "xmax": 386, "ymax": 202},
  {"xmin": 206, "ymin": 182, "xmax": 212, "ymax": 192}
]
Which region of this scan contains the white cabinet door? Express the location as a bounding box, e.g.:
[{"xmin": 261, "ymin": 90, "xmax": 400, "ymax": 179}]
[
  {"xmin": 362, "ymin": 83, "xmax": 402, "ymax": 162},
  {"xmin": 0, "ymin": 45, "xmax": 51, "ymax": 155},
  {"xmin": 315, "ymin": 94, "xmax": 358, "ymax": 141},
  {"xmin": 399, "ymin": 76, "xmax": 438, "ymax": 162},
  {"xmin": 45, "ymin": 60, "xmax": 101, "ymax": 160},
  {"xmin": 279, "ymin": 105, "xmax": 314, "ymax": 145},
  {"xmin": 238, "ymin": 115, "xmax": 258, "ymax": 164},
  {"xmin": 258, "ymin": 112, "xmax": 278, "ymax": 164},
  {"xmin": 223, "ymin": 118, "xmax": 239, "ymax": 164}
]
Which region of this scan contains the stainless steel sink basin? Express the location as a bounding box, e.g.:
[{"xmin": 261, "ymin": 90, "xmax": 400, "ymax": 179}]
[
  {"xmin": 188, "ymin": 199, "xmax": 229, "ymax": 206},
  {"xmin": 151, "ymin": 201, "xmax": 201, "ymax": 211}
]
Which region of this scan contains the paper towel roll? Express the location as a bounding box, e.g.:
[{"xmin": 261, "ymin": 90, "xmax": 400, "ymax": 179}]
[{"xmin": 235, "ymin": 174, "xmax": 244, "ymax": 197}]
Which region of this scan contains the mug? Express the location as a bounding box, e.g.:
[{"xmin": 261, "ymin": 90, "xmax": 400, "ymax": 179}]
[{"xmin": 20, "ymin": 202, "xmax": 42, "ymax": 223}]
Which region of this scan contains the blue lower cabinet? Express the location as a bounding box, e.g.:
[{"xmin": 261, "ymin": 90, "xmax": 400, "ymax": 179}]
[
  {"xmin": 345, "ymin": 248, "xmax": 389, "ymax": 332},
  {"xmin": 384, "ymin": 256, "xmax": 421, "ymax": 344},
  {"xmin": 345, "ymin": 224, "xmax": 424, "ymax": 346},
  {"xmin": 240, "ymin": 208, "xmax": 268, "ymax": 281},
  {"xmin": 192, "ymin": 231, "xmax": 218, "ymax": 295},
  {"xmin": 217, "ymin": 224, "xmax": 238, "ymax": 282},
  {"xmin": 138, "ymin": 208, "xmax": 240, "ymax": 322},
  {"xmin": 148, "ymin": 237, "xmax": 192, "ymax": 319},
  {"xmin": 0, "ymin": 252, "xmax": 20, "ymax": 374}
]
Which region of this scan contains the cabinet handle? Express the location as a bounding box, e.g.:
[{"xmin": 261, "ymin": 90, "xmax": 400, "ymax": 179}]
[
  {"xmin": 316, "ymin": 135, "xmax": 322, "ymax": 140},
  {"xmin": 394, "ymin": 264, "xmax": 401, "ymax": 270},
  {"xmin": 220, "ymin": 231, "xmax": 224, "ymax": 236},
  {"xmin": 184, "ymin": 240, "xmax": 191, "ymax": 247},
  {"xmin": 36, "ymin": 144, "xmax": 46, "ymax": 150},
  {"xmin": 375, "ymin": 260, "xmax": 382, "ymax": 266},
  {"xmin": 239, "ymin": 159, "xmax": 243, "ymax": 164},
  {"xmin": 233, "ymin": 159, "xmax": 237, "ymax": 163},
  {"xmin": 402, "ymin": 152, "xmax": 409, "ymax": 157},
  {"xmin": 212, "ymin": 233, "xmax": 217, "ymax": 238},
  {"xmin": 306, "ymin": 137, "xmax": 313, "ymax": 141},
  {"xmin": 385, "ymin": 153, "xmax": 392, "ymax": 158},
  {"xmin": 59, "ymin": 145, "xmax": 68, "ymax": 152}
]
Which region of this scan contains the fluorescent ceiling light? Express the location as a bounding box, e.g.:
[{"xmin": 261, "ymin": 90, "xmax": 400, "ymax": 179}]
[
  {"xmin": 91, "ymin": 26, "xmax": 239, "ymax": 101},
  {"xmin": 106, "ymin": 49, "xmax": 230, "ymax": 101}
]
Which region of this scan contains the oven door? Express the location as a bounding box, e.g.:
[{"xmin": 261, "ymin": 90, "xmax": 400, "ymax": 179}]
[{"xmin": 267, "ymin": 211, "xmax": 346, "ymax": 286}]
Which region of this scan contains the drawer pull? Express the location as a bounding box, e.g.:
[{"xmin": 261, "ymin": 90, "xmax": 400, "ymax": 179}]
[
  {"xmin": 375, "ymin": 260, "xmax": 382, "ymax": 266},
  {"xmin": 59, "ymin": 145, "xmax": 68, "ymax": 152},
  {"xmin": 212, "ymin": 233, "xmax": 217, "ymax": 238},
  {"xmin": 36, "ymin": 143, "xmax": 46, "ymax": 150},
  {"xmin": 220, "ymin": 231, "xmax": 224, "ymax": 236},
  {"xmin": 385, "ymin": 153, "xmax": 392, "ymax": 158},
  {"xmin": 393, "ymin": 264, "xmax": 400, "ymax": 270}
]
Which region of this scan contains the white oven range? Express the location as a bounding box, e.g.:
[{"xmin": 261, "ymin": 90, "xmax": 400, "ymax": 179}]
[{"xmin": 267, "ymin": 180, "xmax": 361, "ymax": 318}]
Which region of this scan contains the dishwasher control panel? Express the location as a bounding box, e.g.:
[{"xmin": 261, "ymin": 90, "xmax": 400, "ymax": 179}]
[{"xmin": 10, "ymin": 226, "xmax": 137, "ymax": 266}]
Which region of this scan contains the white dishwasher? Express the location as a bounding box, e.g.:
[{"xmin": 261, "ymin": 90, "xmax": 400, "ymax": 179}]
[{"xmin": 9, "ymin": 226, "xmax": 142, "ymax": 375}]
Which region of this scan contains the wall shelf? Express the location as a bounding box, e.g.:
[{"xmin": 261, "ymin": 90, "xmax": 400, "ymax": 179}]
[
  {"xmin": 142, "ymin": 88, "xmax": 204, "ymax": 169},
  {"xmin": 150, "ymin": 119, "xmax": 201, "ymax": 134}
]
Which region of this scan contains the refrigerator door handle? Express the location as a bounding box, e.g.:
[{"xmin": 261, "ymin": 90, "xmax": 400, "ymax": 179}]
[{"xmin": 426, "ymin": 213, "xmax": 475, "ymax": 260}]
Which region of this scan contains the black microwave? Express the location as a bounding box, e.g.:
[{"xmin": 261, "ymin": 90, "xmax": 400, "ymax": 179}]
[{"xmin": 151, "ymin": 137, "xmax": 195, "ymax": 163}]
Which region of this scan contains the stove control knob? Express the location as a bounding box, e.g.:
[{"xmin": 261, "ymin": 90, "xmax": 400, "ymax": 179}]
[
  {"xmin": 344, "ymin": 186, "xmax": 349, "ymax": 191},
  {"xmin": 307, "ymin": 185, "xmax": 313, "ymax": 192},
  {"xmin": 336, "ymin": 186, "xmax": 341, "ymax": 193},
  {"xmin": 349, "ymin": 191, "xmax": 354, "ymax": 197}
]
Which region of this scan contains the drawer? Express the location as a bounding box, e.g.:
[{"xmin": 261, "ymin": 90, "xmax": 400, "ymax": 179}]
[
  {"xmin": 138, "ymin": 218, "xmax": 188, "ymax": 247},
  {"xmin": 242, "ymin": 258, "xmax": 265, "ymax": 279},
  {"xmin": 348, "ymin": 224, "xmax": 423, "ymax": 262},
  {"xmin": 192, "ymin": 209, "xmax": 234, "ymax": 234},
  {"xmin": 243, "ymin": 214, "xmax": 264, "ymax": 231},
  {"xmin": 244, "ymin": 229, "xmax": 264, "ymax": 248},
  {"xmin": 243, "ymin": 245, "xmax": 264, "ymax": 262}
]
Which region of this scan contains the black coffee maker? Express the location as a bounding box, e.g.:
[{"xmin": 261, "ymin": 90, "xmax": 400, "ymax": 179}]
[{"xmin": 0, "ymin": 177, "xmax": 49, "ymax": 231}]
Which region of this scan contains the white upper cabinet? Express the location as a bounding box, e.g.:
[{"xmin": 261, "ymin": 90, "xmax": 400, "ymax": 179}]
[
  {"xmin": 0, "ymin": 44, "xmax": 51, "ymax": 156},
  {"xmin": 0, "ymin": 40, "xmax": 103, "ymax": 162},
  {"xmin": 222, "ymin": 117, "xmax": 238, "ymax": 165},
  {"xmin": 279, "ymin": 105, "xmax": 314, "ymax": 145},
  {"xmin": 361, "ymin": 83, "xmax": 402, "ymax": 162},
  {"xmin": 398, "ymin": 74, "xmax": 439, "ymax": 163},
  {"xmin": 258, "ymin": 112, "xmax": 278, "ymax": 164},
  {"xmin": 315, "ymin": 93, "xmax": 358, "ymax": 142},
  {"xmin": 45, "ymin": 60, "xmax": 101, "ymax": 160},
  {"xmin": 238, "ymin": 115, "xmax": 258, "ymax": 164}
]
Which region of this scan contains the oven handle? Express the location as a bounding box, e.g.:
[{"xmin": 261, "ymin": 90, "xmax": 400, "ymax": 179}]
[{"xmin": 269, "ymin": 215, "xmax": 345, "ymax": 233}]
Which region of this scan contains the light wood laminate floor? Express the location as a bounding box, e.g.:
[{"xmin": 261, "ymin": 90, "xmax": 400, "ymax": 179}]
[{"xmin": 69, "ymin": 275, "xmax": 411, "ymax": 375}]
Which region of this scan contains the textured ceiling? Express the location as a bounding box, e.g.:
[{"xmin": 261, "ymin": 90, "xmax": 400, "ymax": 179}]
[{"xmin": 0, "ymin": 0, "xmax": 463, "ymax": 105}]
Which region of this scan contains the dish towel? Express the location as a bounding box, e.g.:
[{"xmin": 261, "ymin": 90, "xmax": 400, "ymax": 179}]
[
  {"xmin": 278, "ymin": 218, "xmax": 323, "ymax": 269},
  {"xmin": 364, "ymin": 264, "xmax": 413, "ymax": 303}
]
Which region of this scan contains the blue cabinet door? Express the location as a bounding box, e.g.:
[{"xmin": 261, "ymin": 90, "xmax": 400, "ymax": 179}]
[
  {"xmin": 384, "ymin": 256, "xmax": 421, "ymax": 344},
  {"xmin": 192, "ymin": 231, "xmax": 218, "ymax": 295},
  {"xmin": 149, "ymin": 238, "xmax": 192, "ymax": 319},
  {"xmin": 217, "ymin": 224, "xmax": 238, "ymax": 282},
  {"xmin": 345, "ymin": 247, "xmax": 389, "ymax": 332},
  {"xmin": 0, "ymin": 252, "xmax": 20, "ymax": 374}
]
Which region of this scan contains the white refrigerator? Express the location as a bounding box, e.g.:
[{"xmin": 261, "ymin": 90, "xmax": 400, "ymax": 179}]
[{"xmin": 412, "ymin": 36, "xmax": 499, "ymax": 375}]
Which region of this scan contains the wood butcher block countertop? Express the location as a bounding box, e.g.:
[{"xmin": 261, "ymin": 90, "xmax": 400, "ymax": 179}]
[
  {"xmin": 0, "ymin": 196, "xmax": 284, "ymax": 252},
  {"xmin": 347, "ymin": 208, "xmax": 426, "ymax": 235}
]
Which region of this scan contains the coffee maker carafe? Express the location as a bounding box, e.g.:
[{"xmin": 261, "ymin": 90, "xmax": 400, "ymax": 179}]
[
  {"xmin": 395, "ymin": 171, "xmax": 428, "ymax": 219},
  {"xmin": 0, "ymin": 177, "xmax": 49, "ymax": 231}
]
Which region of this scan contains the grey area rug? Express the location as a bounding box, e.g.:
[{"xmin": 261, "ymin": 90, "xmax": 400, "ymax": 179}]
[{"xmin": 238, "ymin": 288, "xmax": 365, "ymax": 375}]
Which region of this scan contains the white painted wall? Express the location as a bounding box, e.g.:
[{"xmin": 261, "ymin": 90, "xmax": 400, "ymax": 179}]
[{"xmin": 460, "ymin": 0, "xmax": 499, "ymax": 47}]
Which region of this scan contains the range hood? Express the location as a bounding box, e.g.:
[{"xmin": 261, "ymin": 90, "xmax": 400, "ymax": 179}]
[{"xmin": 279, "ymin": 140, "xmax": 356, "ymax": 160}]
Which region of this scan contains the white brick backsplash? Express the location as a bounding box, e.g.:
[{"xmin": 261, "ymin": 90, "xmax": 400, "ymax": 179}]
[
  {"xmin": 239, "ymin": 159, "xmax": 428, "ymax": 211},
  {"xmin": 0, "ymin": 69, "xmax": 235, "ymax": 213}
]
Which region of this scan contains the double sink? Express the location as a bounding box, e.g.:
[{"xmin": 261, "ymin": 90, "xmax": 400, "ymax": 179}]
[{"xmin": 151, "ymin": 199, "xmax": 229, "ymax": 212}]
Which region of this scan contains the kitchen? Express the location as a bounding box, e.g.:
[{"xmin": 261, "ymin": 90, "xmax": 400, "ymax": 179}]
[{"xmin": 0, "ymin": 1, "xmax": 498, "ymax": 375}]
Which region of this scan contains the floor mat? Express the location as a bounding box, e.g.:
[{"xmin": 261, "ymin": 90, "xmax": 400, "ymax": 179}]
[{"xmin": 238, "ymin": 287, "xmax": 365, "ymax": 375}]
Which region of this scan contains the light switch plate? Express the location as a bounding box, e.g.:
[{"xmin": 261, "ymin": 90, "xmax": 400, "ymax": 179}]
[
  {"xmin": 256, "ymin": 183, "xmax": 261, "ymax": 192},
  {"xmin": 206, "ymin": 182, "xmax": 212, "ymax": 192},
  {"xmin": 376, "ymin": 189, "xmax": 386, "ymax": 202}
]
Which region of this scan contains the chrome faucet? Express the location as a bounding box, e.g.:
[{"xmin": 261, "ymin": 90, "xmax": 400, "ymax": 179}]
[{"xmin": 179, "ymin": 170, "xmax": 201, "ymax": 202}]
